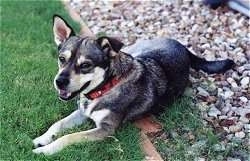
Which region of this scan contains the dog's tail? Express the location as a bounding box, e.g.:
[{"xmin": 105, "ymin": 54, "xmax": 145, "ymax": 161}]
[{"xmin": 188, "ymin": 51, "xmax": 235, "ymax": 74}]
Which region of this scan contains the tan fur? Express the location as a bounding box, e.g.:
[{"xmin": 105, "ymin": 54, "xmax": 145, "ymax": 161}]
[
  {"xmin": 77, "ymin": 55, "xmax": 86, "ymax": 66},
  {"xmin": 60, "ymin": 50, "xmax": 72, "ymax": 61},
  {"xmin": 69, "ymin": 71, "xmax": 94, "ymax": 92}
]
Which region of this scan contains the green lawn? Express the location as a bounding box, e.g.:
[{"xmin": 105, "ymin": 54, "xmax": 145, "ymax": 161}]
[
  {"xmin": 2, "ymin": 1, "xmax": 245, "ymax": 161},
  {"xmin": 0, "ymin": 1, "xmax": 143, "ymax": 161}
]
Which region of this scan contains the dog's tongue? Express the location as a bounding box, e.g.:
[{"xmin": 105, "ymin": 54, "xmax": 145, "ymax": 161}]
[{"xmin": 59, "ymin": 90, "xmax": 71, "ymax": 98}]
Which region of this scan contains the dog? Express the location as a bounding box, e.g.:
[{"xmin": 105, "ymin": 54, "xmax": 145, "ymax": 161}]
[{"xmin": 32, "ymin": 15, "xmax": 234, "ymax": 155}]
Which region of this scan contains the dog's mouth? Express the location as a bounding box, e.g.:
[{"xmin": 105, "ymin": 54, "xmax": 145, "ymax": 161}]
[
  {"xmin": 58, "ymin": 89, "xmax": 74, "ymax": 101},
  {"xmin": 58, "ymin": 81, "xmax": 91, "ymax": 101}
]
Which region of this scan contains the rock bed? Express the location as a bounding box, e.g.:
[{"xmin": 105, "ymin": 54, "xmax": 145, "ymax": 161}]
[{"xmin": 70, "ymin": 0, "xmax": 249, "ymax": 160}]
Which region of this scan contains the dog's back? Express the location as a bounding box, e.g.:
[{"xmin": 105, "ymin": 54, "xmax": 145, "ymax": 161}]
[
  {"xmin": 122, "ymin": 38, "xmax": 234, "ymax": 75},
  {"xmin": 122, "ymin": 38, "xmax": 234, "ymax": 119}
]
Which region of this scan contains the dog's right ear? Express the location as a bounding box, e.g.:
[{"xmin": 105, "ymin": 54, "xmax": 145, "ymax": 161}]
[
  {"xmin": 96, "ymin": 36, "xmax": 124, "ymax": 57},
  {"xmin": 53, "ymin": 15, "xmax": 75, "ymax": 46}
]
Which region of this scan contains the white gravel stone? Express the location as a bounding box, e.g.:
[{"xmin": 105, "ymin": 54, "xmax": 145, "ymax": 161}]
[
  {"xmin": 227, "ymin": 157, "xmax": 241, "ymax": 161},
  {"xmin": 235, "ymin": 131, "xmax": 245, "ymax": 139},
  {"xmin": 239, "ymin": 96, "xmax": 248, "ymax": 103},
  {"xmin": 219, "ymin": 115, "xmax": 228, "ymax": 120},
  {"xmin": 238, "ymin": 66, "xmax": 245, "ymax": 74},
  {"xmin": 240, "ymin": 77, "xmax": 249, "ymax": 88},
  {"xmin": 229, "ymin": 122, "xmax": 243, "ymax": 132},
  {"xmin": 226, "ymin": 77, "xmax": 235, "ymax": 84},
  {"xmin": 243, "ymin": 71, "xmax": 250, "ymax": 77},
  {"xmin": 244, "ymin": 122, "xmax": 250, "ymax": 128},
  {"xmin": 223, "ymin": 90, "xmax": 234, "ymax": 99},
  {"xmin": 243, "ymin": 64, "xmax": 250, "ymax": 70},
  {"xmin": 234, "ymin": 107, "xmax": 250, "ymax": 117},
  {"xmin": 239, "ymin": 116, "xmax": 249, "ymax": 124},
  {"xmin": 232, "ymin": 72, "xmax": 240, "ymax": 80},
  {"xmin": 223, "ymin": 127, "xmax": 230, "ymax": 133},
  {"xmin": 231, "ymin": 82, "xmax": 238, "ymax": 90},
  {"xmin": 226, "ymin": 134, "xmax": 234, "ymax": 140},
  {"xmin": 197, "ymin": 87, "xmax": 210, "ymax": 97},
  {"xmin": 221, "ymin": 106, "xmax": 230, "ymax": 115},
  {"xmin": 208, "ymin": 106, "xmax": 221, "ymax": 117},
  {"xmin": 244, "ymin": 124, "xmax": 250, "ymax": 133},
  {"xmin": 227, "ymin": 110, "xmax": 234, "ymax": 117}
]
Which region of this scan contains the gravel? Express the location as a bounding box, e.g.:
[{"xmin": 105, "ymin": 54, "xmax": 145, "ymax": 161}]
[
  {"xmin": 235, "ymin": 131, "xmax": 246, "ymax": 139},
  {"xmin": 208, "ymin": 106, "xmax": 222, "ymax": 117},
  {"xmin": 70, "ymin": 1, "xmax": 249, "ymax": 160}
]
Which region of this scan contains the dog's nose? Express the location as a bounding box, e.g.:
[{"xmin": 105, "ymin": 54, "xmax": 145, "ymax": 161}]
[{"xmin": 56, "ymin": 76, "xmax": 69, "ymax": 89}]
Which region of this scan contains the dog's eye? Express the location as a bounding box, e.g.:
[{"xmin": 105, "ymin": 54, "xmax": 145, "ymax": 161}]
[
  {"xmin": 58, "ymin": 44, "xmax": 62, "ymax": 50},
  {"xmin": 80, "ymin": 62, "xmax": 92, "ymax": 69},
  {"xmin": 59, "ymin": 56, "xmax": 66, "ymax": 63}
]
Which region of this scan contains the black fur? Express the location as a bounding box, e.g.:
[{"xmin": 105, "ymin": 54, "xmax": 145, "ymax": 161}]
[{"xmin": 189, "ymin": 51, "xmax": 235, "ymax": 74}]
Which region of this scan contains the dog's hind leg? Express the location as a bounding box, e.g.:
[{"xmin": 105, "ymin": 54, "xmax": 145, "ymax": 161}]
[{"xmin": 33, "ymin": 109, "xmax": 87, "ymax": 147}]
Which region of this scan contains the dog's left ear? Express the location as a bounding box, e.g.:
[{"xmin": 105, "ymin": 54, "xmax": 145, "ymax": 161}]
[
  {"xmin": 53, "ymin": 15, "xmax": 75, "ymax": 46},
  {"xmin": 96, "ymin": 37, "xmax": 124, "ymax": 57}
]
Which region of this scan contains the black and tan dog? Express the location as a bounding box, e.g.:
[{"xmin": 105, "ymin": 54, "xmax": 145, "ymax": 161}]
[{"xmin": 32, "ymin": 15, "xmax": 234, "ymax": 155}]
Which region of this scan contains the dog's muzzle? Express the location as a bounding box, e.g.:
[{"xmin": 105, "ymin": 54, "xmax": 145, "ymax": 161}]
[
  {"xmin": 55, "ymin": 76, "xmax": 69, "ymax": 89},
  {"xmin": 57, "ymin": 80, "xmax": 91, "ymax": 101},
  {"xmin": 55, "ymin": 76, "xmax": 71, "ymax": 100}
]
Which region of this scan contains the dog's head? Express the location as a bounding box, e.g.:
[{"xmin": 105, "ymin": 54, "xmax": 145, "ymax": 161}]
[{"xmin": 52, "ymin": 15, "xmax": 124, "ymax": 101}]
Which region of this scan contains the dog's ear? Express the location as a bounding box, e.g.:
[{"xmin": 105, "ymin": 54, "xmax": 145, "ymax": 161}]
[
  {"xmin": 53, "ymin": 15, "xmax": 75, "ymax": 46},
  {"xmin": 96, "ymin": 36, "xmax": 124, "ymax": 57}
]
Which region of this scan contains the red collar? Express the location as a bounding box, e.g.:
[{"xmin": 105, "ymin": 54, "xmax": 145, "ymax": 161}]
[{"xmin": 85, "ymin": 77, "xmax": 121, "ymax": 100}]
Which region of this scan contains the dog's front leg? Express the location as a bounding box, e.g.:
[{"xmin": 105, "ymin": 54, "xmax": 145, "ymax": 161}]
[
  {"xmin": 33, "ymin": 109, "xmax": 86, "ymax": 147},
  {"xmin": 32, "ymin": 111, "xmax": 118, "ymax": 155}
]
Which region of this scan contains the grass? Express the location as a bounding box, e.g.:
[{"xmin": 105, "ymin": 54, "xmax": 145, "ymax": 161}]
[{"xmin": 0, "ymin": 1, "xmax": 143, "ymax": 161}]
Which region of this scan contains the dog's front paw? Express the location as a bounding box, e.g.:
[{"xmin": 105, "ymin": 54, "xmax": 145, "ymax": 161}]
[
  {"xmin": 32, "ymin": 140, "xmax": 62, "ymax": 155},
  {"xmin": 33, "ymin": 146, "xmax": 48, "ymax": 155},
  {"xmin": 33, "ymin": 145, "xmax": 54, "ymax": 155},
  {"xmin": 33, "ymin": 134, "xmax": 54, "ymax": 148}
]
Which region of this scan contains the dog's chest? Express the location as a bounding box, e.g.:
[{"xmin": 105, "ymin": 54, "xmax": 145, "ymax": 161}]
[
  {"xmin": 78, "ymin": 92, "xmax": 93, "ymax": 117},
  {"xmin": 78, "ymin": 93, "xmax": 110, "ymax": 126}
]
